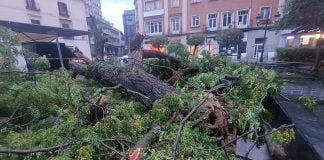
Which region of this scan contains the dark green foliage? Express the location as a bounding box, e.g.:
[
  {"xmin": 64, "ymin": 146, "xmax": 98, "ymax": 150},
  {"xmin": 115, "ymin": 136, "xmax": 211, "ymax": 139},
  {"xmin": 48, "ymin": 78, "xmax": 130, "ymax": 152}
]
[
  {"xmin": 0, "ymin": 27, "xmax": 20, "ymax": 70},
  {"xmin": 152, "ymin": 93, "xmax": 193, "ymax": 125},
  {"xmin": 188, "ymin": 61, "xmax": 283, "ymax": 133},
  {"xmin": 0, "ymin": 70, "xmax": 82, "ymax": 123},
  {"xmin": 143, "ymin": 124, "xmax": 237, "ymax": 159},
  {"xmin": 275, "ymin": 47, "xmax": 324, "ymax": 62},
  {"xmin": 277, "ymin": 0, "xmax": 324, "ymax": 29},
  {"xmin": 216, "ymin": 28, "xmax": 244, "ymax": 53},
  {"xmin": 144, "ymin": 59, "xmax": 176, "ymax": 80},
  {"xmin": 23, "ymin": 51, "xmax": 51, "ymax": 71}
]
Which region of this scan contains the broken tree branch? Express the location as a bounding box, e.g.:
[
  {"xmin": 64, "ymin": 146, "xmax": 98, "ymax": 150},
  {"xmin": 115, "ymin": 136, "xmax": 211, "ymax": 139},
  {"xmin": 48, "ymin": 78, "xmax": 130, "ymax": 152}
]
[
  {"xmin": 142, "ymin": 50, "xmax": 181, "ymax": 64},
  {"xmin": 197, "ymin": 124, "xmax": 295, "ymax": 152},
  {"xmin": 101, "ymin": 142, "xmax": 126, "ymax": 158},
  {"xmin": 103, "ymin": 84, "xmax": 152, "ymax": 107},
  {"xmin": 166, "ymin": 68, "xmax": 199, "ymax": 86},
  {"xmin": 0, "ymin": 142, "xmax": 73, "ymax": 155},
  {"xmin": 172, "ymin": 80, "xmax": 236, "ymax": 158},
  {"xmin": 128, "ymin": 124, "xmax": 160, "ymax": 160}
]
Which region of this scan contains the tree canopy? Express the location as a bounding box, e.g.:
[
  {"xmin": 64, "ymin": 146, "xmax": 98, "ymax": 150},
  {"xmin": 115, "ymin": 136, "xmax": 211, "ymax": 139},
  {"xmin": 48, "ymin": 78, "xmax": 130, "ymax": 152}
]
[
  {"xmin": 278, "ymin": 0, "xmax": 324, "ymax": 30},
  {"xmin": 186, "ymin": 34, "xmax": 205, "ymax": 55},
  {"xmin": 149, "ymin": 35, "xmax": 169, "ymax": 51},
  {"xmin": 216, "ymin": 28, "xmax": 244, "ymax": 50}
]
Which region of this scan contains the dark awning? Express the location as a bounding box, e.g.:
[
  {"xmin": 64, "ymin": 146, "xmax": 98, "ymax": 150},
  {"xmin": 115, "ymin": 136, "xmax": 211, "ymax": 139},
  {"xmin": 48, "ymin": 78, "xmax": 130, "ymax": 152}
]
[{"xmin": 0, "ymin": 20, "xmax": 88, "ymax": 37}]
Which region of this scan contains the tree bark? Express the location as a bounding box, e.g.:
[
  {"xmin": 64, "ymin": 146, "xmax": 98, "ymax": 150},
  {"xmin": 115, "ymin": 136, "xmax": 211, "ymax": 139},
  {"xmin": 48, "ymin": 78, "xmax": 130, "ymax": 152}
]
[
  {"xmin": 128, "ymin": 124, "xmax": 159, "ymax": 160},
  {"xmin": 142, "ymin": 50, "xmax": 181, "ymax": 64},
  {"xmin": 70, "ymin": 61, "xmax": 177, "ymax": 104},
  {"xmin": 166, "ymin": 68, "xmax": 199, "ymax": 85}
]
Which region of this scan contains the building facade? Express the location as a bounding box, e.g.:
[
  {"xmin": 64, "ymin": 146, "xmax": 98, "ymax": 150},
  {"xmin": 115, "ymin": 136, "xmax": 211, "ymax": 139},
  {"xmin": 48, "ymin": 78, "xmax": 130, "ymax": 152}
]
[
  {"xmin": 104, "ymin": 23, "xmax": 125, "ymax": 57},
  {"xmin": 123, "ymin": 10, "xmax": 136, "ymax": 53},
  {"xmin": 84, "ymin": 0, "xmax": 102, "ymax": 19},
  {"xmin": 0, "ymin": 0, "xmax": 91, "ymax": 58},
  {"xmin": 134, "ymin": 0, "xmax": 286, "ymax": 61}
]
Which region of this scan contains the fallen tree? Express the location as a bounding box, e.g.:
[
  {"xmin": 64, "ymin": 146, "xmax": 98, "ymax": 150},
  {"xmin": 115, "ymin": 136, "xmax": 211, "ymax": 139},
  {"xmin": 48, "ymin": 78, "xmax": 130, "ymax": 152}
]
[
  {"xmin": 142, "ymin": 50, "xmax": 181, "ymax": 64},
  {"xmin": 166, "ymin": 67, "xmax": 199, "ymax": 85},
  {"xmin": 70, "ymin": 61, "xmax": 177, "ymax": 106}
]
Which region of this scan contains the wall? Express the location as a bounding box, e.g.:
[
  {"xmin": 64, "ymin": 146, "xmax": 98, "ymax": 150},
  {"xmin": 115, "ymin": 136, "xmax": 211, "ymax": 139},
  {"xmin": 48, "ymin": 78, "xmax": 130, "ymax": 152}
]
[
  {"xmin": 246, "ymin": 30, "xmax": 280, "ymax": 61},
  {"xmin": 0, "ymin": 0, "xmax": 91, "ymax": 58}
]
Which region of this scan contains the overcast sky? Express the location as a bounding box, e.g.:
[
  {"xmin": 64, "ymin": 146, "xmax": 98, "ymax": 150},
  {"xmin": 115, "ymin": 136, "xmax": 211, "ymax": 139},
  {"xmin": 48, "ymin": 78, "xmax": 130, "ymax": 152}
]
[{"xmin": 101, "ymin": 0, "xmax": 134, "ymax": 32}]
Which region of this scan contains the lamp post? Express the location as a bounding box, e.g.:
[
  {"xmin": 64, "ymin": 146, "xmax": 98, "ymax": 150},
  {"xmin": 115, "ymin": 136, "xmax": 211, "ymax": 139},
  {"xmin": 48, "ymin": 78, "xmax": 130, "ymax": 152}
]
[{"xmin": 256, "ymin": 11, "xmax": 281, "ymax": 62}]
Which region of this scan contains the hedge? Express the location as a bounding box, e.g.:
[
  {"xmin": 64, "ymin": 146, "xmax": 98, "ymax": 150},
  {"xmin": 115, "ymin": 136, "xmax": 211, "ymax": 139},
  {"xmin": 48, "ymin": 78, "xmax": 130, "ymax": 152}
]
[{"xmin": 275, "ymin": 47, "xmax": 324, "ymax": 62}]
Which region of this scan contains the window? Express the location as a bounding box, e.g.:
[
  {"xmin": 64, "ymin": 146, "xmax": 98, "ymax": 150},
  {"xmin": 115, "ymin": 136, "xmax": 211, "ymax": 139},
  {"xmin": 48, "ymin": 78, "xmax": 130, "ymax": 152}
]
[
  {"xmin": 192, "ymin": 16, "xmax": 200, "ymax": 27},
  {"xmin": 58, "ymin": 2, "xmax": 69, "ymax": 17},
  {"xmin": 254, "ymin": 44, "xmax": 264, "ymax": 58},
  {"xmin": 155, "ymin": 0, "xmax": 161, "ymax": 9},
  {"xmin": 147, "ymin": 21, "xmax": 163, "ymax": 33},
  {"xmin": 208, "ymin": 14, "xmax": 217, "ymax": 30},
  {"xmin": 62, "ymin": 23, "xmax": 70, "ymax": 29},
  {"xmin": 145, "ymin": 1, "xmax": 154, "ymax": 11},
  {"xmin": 223, "ymin": 12, "xmax": 232, "ymax": 27},
  {"xmin": 260, "ymin": 7, "xmax": 270, "ymax": 19},
  {"xmin": 171, "ymin": 0, "xmax": 179, "ymax": 7},
  {"xmin": 26, "ymin": 0, "xmax": 38, "ymax": 11},
  {"xmin": 192, "ymin": 0, "xmax": 201, "ymax": 3},
  {"xmin": 144, "ymin": 0, "xmax": 161, "ymax": 11},
  {"xmin": 170, "ymin": 17, "xmax": 180, "ymax": 33},
  {"xmin": 238, "ymin": 10, "xmax": 249, "ymax": 26},
  {"xmin": 31, "ymin": 19, "xmax": 40, "ymax": 25}
]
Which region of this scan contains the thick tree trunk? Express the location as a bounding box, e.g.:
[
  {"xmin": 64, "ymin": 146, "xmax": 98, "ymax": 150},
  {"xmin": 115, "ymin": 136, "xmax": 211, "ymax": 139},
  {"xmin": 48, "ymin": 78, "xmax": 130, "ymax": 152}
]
[
  {"xmin": 70, "ymin": 62, "xmax": 177, "ymax": 104},
  {"xmin": 166, "ymin": 68, "xmax": 199, "ymax": 85},
  {"xmin": 142, "ymin": 50, "xmax": 181, "ymax": 64}
]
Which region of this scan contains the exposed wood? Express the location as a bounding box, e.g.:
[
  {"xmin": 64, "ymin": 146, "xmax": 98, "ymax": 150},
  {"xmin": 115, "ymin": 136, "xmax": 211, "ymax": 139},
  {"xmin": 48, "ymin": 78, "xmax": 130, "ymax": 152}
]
[
  {"xmin": 172, "ymin": 78, "xmax": 236, "ymax": 158},
  {"xmin": 69, "ymin": 61, "xmax": 91, "ymax": 78},
  {"xmin": 128, "ymin": 124, "xmax": 159, "ymax": 160},
  {"xmin": 83, "ymin": 95, "xmax": 109, "ymax": 123},
  {"xmin": 166, "ymin": 68, "xmax": 199, "ymax": 85}
]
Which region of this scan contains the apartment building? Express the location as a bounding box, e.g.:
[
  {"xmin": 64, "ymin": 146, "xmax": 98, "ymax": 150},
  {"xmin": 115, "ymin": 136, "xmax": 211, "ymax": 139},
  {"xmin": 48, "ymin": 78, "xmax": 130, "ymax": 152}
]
[
  {"xmin": 123, "ymin": 10, "xmax": 137, "ymax": 52},
  {"xmin": 84, "ymin": 0, "xmax": 102, "ymax": 19},
  {"xmin": 134, "ymin": 0, "xmax": 286, "ymax": 61},
  {"xmin": 0, "ymin": 0, "xmax": 91, "ymax": 59},
  {"xmin": 104, "ymin": 23, "xmax": 125, "ymax": 57}
]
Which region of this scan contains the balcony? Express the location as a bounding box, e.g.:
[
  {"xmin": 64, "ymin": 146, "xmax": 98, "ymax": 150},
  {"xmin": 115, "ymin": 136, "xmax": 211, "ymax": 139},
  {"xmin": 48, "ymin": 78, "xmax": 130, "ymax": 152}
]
[{"xmin": 144, "ymin": 9, "xmax": 164, "ymax": 18}]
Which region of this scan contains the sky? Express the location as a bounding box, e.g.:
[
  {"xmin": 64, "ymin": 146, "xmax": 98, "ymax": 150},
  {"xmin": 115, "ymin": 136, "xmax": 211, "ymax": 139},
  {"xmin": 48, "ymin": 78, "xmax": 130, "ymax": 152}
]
[{"xmin": 101, "ymin": 0, "xmax": 134, "ymax": 32}]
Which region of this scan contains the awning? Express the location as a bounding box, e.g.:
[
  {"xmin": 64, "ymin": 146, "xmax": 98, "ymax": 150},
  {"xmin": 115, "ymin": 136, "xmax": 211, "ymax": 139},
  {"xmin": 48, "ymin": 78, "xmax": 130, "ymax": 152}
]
[
  {"xmin": 0, "ymin": 20, "xmax": 89, "ymax": 68},
  {"xmin": 0, "ymin": 20, "xmax": 89, "ymax": 43}
]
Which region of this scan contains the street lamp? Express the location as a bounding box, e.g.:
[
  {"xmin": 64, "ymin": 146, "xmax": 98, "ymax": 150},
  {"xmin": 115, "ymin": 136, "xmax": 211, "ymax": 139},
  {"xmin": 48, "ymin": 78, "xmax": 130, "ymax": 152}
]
[{"xmin": 256, "ymin": 11, "xmax": 281, "ymax": 62}]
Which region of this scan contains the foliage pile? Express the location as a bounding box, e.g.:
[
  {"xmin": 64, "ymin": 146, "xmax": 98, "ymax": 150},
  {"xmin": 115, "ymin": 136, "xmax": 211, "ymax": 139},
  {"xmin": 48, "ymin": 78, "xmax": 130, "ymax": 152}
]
[
  {"xmin": 0, "ymin": 27, "xmax": 20, "ymax": 70},
  {"xmin": 0, "ymin": 28, "xmax": 294, "ymax": 159}
]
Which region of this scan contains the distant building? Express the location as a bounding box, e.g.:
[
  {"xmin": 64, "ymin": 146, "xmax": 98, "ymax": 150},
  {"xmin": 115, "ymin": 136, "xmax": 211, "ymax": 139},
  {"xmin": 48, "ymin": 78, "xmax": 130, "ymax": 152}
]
[
  {"xmin": 134, "ymin": 0, "xmax": 287, "ymax": 61},
  {"xmin": 0, "ymin": 0, "xmax": 91, "ymax": 58},
  {"xmin": 104, "ymin": 23, "xmax": 125, "ymax": 57},
  {"xmin": 83, "ymin": 0, "xmax": 102, "ymax": 19},
  {"xmin": 123, "ymin": 10, "xmax": 136, "ymax": 53}
]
